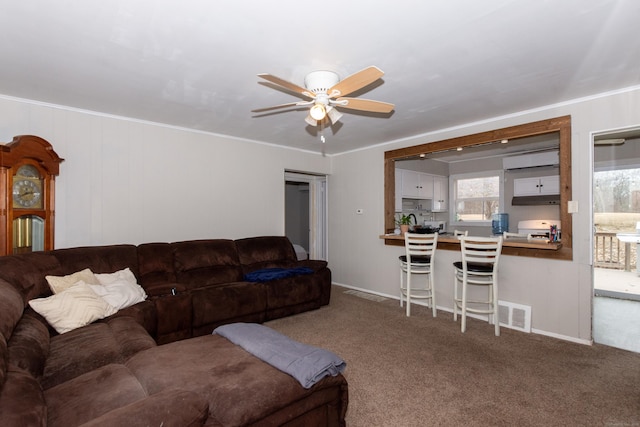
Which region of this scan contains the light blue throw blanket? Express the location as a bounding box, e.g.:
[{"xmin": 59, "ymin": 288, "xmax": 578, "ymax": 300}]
[{"xmin": 213, "ymin": 323, "xmax": 346, "ymax": 389}]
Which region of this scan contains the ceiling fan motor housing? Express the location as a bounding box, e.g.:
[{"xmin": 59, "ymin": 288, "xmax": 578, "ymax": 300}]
[{"xmin": 304, "ymin": 70, "xmax": 340, "ymax": 94}]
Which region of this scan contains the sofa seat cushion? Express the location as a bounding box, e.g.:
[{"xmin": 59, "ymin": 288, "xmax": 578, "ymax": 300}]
[
  {"xmin": 44, "ymin": 363, "xmax": 147, "ymax": 427},
  {"xmin": 107, "ymin": 299, "xmax": 157, "ymax": 337},
  {"xmin": 126, "ymin": 334, "xmax": 347, "ymax": 427},
  {"xmin": 0, "ymin": 366, "xmax": 46, "ymax": 427},
  {"xmin": 190, "ymin": 282, "xmax": 266, "ymax": 336},
  {"xmin": 263, "ymin": 274, "xmax": 322, "ymax": 311},
  {"xmin": 78, "ymin": 389, "xmax": 209, "ymax": 427},
  {"xmin": 42, "ymin": 317, "xmax": 155, "ymax": 389}
]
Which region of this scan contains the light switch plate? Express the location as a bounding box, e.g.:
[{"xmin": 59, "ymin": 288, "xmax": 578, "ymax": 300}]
[{"xmin": 568, "ymin": 200, "xmax": 578, "ymax": 213}]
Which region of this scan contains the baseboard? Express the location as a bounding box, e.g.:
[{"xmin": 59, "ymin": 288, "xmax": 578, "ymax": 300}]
[
  {"xmin": 531, "ymin": 328, "xmax": 593, "ymax": 346},
  {"xmin": 332, "ymin": 282, "xmax": 593, "ymax": 346}
]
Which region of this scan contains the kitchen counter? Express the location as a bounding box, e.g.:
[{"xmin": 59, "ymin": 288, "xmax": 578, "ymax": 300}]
[{"xmin": 380, "ymin": 233, "xmax": 562, "ymax": 251}]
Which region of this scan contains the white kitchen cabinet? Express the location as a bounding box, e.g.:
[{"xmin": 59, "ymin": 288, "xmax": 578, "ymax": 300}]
[
  {"xmin": 514, "ymin": 175, "xmax": 560, "ymax": 196},
  {"xmin": 432, "ymin": 175, "xmax": 448, "ymax": 212},
  {"xmin": 401, "ymin": 170, "xmax": 434, "ymax": 199}
]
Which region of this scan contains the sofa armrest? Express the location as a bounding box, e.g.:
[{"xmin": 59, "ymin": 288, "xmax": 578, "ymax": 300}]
[{"xmin": 78, "ymin": 389, "xmax": 209, "ymax": 427}]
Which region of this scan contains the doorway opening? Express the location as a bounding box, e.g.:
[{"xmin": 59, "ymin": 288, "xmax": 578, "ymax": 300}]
[
  {"xmin": 284, "ymin": 172, "xmax": 327, "ymax": 261},
  {"xmin": 592, "ymin": 128, "xmax": 640, "ymax": 353}
]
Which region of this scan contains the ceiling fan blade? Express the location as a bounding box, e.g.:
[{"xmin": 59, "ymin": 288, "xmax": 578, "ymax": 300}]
[
  {"xmin": 257, "ymin": 73, "xmax": 314, "ymax": 98},
  {"xmin": 334, "ymin": 97, "xmax": 394, "ymax": 113},
  {"xmin": 328, "ymin": 66, "xmax": 385, "ymax": 97},
  {"xmin": 251, "ymin": 101, "xmax": 313, "ymax": 113}
]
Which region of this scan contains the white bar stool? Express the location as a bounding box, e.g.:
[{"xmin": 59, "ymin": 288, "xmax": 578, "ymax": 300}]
[
  {"xmin": 399, "ymin": 232, "xmax": 438, "ymax": 317},
  {"xmin": 453, "ymin": 235, "xmax": 503, "ymax": 336}
]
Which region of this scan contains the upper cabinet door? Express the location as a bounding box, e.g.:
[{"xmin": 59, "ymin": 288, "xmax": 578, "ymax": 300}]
[
  {"xmin": 514, "ymin": 175, "xmax": 560, "ymax": 196},
  {"xmin": 400, "ymin": 170, "xmax": 433, "ymax": 199},
  {"xmin": 432, "ymin": 176, "xmax": 448, "ymax": 212},
  {"xmin": 539, "ymin": 175, "xmax": 560, "ymax": 195}
]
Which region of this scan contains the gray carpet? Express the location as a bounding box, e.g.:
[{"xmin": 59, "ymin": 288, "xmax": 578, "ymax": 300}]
[{"xmin": 266, "ymin": 285, "xmax": 640, "ymax": 426}]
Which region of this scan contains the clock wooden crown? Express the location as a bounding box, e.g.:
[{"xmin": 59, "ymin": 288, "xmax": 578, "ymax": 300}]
[{"xmin": 1, "ymin": 135, "xmax": 64, "ymax": 256}]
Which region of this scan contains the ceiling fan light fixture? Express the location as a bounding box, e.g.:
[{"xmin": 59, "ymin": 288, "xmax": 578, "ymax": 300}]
[
  {"xmin": 304, "ymin": 114, "xmax": 316, "ymax": 126},
  {"xmin": 327, "ymin": 106, "xmax": 343, "ymax": 124},
  {"xmin": 309, "ymin": 103, "xmax": 327, "ymax": 121}
]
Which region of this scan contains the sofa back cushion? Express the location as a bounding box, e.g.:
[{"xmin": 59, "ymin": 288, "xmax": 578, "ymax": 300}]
[
  {"xmin": 0, "ymin": 253, "xmax": 60, "ymax": 302},
  {"xmin": 235, "ymin": 236, "xmax": 298, "ymax": 272},
  {"xmin": 172, "ymin": 240, "xmax": 243, "ymax": 288},
  {"xmin": 137, "ymin": 243, "xmax": 177, "ymax": 288},
  {"xmin": 51, "ymin": 245, "xmax": 139, "ymax": 278}
]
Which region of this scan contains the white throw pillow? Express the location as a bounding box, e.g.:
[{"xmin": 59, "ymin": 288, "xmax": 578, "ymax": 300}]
[
  {"xmin": 29, "ymin": 281, "xmax": 117, "ymax": 334},
  {"xmin": 45, "ymin": 268, "xmax": 100, "ymax": 294},
  {"xmin": 89, "ymin": 280, "xmax": 147, "ymax": 311},
  {"xmin": 94, "ymin": 267, "xmax": 138, "ymax": 286}
]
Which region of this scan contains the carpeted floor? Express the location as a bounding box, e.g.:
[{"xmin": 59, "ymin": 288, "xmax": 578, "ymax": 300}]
[{"xmin": 266, "ymin": 285, "xmax": 640, "ymax": 426}]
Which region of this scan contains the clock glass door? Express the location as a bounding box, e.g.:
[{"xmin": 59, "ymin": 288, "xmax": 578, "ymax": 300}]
[
  {"xmin": 13, "ymin": 164, "xmax": 44, "ymax": 209},
  {"xmin": 12, "ymin": 215, "xmax": 45, "ymax": 254}
]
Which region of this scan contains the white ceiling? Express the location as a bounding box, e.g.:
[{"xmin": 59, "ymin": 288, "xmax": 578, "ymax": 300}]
[{"xmin": 1, "ymin": 0, "xmax": 639, "ymax": 155}]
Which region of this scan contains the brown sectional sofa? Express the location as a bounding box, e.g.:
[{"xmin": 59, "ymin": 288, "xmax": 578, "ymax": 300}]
[{"xmin": 0, "ymin": 236, "xmax": 347, "ymax": 426}]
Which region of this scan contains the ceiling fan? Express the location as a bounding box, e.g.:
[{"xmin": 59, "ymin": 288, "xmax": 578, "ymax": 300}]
[{"xmin": 251, "ymin": 66, "xmax": 394, "ymax": 127}]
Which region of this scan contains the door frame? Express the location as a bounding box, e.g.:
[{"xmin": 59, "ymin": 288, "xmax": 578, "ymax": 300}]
[
  {"xmin": 285, "ymin": 171, "xmax": 328, "ymax": 260},
  {"xmin": 590, "ymin": 125, "xmax": 640, "ymax": 348}
]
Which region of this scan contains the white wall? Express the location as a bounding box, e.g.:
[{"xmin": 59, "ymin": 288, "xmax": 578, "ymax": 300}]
[
  {"xmin": 0, "ymin": 96, "xmax": 331, "ymax": 248},
  {"xmin": 329, "ymin": 86, "xmax": 640, "ymax": 343}
]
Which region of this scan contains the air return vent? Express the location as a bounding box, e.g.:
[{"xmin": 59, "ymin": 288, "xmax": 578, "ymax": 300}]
[{"xmin": 498, "ymin": 300, "xmax": 531, "ymax": 333}]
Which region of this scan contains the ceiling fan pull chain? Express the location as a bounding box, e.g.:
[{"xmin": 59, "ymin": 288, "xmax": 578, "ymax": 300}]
[{"xmin": 319, "ymin": 120, "xmax": 326, "ymax": 143}]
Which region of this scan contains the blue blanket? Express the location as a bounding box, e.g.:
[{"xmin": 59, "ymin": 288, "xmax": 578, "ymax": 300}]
[
  {"xmin": 214, "ymin": 323, "xmax": 346, "ymax": 389},
  {"xmin": 244, "ymin": 267, "xmax": 313, "ymax": 282}
]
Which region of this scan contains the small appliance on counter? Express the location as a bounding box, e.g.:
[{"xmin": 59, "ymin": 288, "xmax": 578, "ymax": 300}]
[
  {"xmin": 421, "ymin": 220, "xmax": 447, "ymax": 233},
  {"xmin": 518, "ymin": 220, "xmax": 561, "ymax": 240}
]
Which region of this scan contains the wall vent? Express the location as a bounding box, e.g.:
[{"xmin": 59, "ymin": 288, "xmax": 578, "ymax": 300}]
[{"xmin": 498, "ymin": 300, "xmax": 531, "ymax": 333}]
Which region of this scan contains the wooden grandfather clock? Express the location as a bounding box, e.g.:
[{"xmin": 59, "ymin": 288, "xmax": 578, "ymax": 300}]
[{"xmin": 0, "ymin": 135, "xmax": 63, "ymax": 256}]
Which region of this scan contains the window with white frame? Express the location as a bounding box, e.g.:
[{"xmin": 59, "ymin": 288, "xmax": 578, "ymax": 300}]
[{"xmin": 451, "ymin": 171, "xmax": 503, "ymax": 224}]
